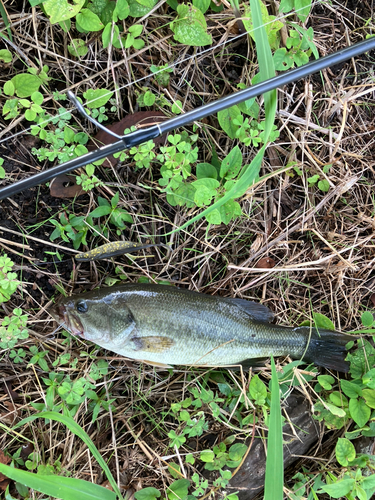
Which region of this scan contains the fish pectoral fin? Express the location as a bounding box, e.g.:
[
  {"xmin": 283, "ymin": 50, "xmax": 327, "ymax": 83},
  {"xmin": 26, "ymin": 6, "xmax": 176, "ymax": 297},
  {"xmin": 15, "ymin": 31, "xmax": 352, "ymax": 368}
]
[
  {"xmin": 228, "ymin": 298, "xmax": 274, "ymax": 323},
  {"xmin": 131, "ymin": 335, "xmax": 175, "ymax": 353}
]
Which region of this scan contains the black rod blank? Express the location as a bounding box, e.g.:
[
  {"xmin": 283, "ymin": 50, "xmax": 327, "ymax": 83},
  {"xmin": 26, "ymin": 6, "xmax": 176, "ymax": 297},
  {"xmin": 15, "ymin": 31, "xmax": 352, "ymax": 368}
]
[{"xmin": 0, "ymin": 36, "xmax": 374, "ymax": 201}]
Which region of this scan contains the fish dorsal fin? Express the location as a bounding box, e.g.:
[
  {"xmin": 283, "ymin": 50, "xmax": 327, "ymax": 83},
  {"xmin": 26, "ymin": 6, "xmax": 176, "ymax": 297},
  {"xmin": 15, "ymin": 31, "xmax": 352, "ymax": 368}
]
[{"xmin": 227, "ymin": 298, "xmax": 274, "ymax": 323}]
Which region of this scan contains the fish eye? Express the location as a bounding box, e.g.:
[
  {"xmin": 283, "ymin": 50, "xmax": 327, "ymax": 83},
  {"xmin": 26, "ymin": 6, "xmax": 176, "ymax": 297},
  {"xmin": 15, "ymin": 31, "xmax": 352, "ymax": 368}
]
[{"xmin": 76, "ymin": 300, "xmax": 88, "ymax": 313}]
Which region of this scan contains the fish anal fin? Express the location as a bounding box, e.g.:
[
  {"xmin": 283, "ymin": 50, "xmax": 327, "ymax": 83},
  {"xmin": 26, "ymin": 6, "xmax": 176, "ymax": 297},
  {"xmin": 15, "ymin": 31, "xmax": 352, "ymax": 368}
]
[
  {"xmin": 235, "ymin": 357, "xmax": 269, "ymax": 370},
  {"xmin": 228, "ymin": 298, "xmax": 274, "ymax": 323},
  {"xmin": 132, "ymin": 335, "xmax": 175, "ymax": 353}
]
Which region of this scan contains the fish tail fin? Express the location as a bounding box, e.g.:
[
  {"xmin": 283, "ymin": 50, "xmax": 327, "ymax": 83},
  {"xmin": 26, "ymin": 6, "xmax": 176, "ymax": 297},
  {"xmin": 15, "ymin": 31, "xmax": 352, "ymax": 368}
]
[{"xmin": 299, "ymin": 327, "xmax": 353, "ymax": 372}]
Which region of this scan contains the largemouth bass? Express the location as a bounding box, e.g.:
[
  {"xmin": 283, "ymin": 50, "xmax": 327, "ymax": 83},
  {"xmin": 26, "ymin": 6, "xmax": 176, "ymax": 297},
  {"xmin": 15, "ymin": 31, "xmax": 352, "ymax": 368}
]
[{"xmin": 50, "ymin": 283, "xmax": 352, "ymax": 372}]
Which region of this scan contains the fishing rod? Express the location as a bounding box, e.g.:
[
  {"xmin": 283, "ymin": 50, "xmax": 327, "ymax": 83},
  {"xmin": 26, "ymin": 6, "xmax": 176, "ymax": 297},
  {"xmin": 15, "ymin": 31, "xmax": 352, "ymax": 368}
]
[{"xmin": 0, "ymin": 36, "xmax": 374, "ymax": 201}]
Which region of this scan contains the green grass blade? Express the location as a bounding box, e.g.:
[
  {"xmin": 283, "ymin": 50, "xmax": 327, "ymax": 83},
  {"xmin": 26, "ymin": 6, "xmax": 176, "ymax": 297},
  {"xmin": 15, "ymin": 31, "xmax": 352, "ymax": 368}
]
[
  {"xmin": 0, "ymin": 0, "xmax": 13, "ymax": 42},
  {"xmin": 250, "ymin": 0, "xmax": 277, "ymax": 139},
  {"xmin": 168, "ymin": 0, "xmax": 276, "ymax": 234},
  {"xmin": 14, "ymin": 411, "xmax": 122, "ymax": 499},
  {"xmin": 264, "ymin": 356, "xmax": 283, "ymax": 500},
  {"xmin": 0, "ymin": 463, "xmax": 116, "ymax": 500}
]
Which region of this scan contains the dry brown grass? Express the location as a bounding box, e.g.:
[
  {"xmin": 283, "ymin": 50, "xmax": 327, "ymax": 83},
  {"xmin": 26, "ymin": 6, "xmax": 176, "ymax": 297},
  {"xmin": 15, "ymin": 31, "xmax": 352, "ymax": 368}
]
[{"xmin": 0, "ymin": 0, "xmax": 374, "ymax": 498}]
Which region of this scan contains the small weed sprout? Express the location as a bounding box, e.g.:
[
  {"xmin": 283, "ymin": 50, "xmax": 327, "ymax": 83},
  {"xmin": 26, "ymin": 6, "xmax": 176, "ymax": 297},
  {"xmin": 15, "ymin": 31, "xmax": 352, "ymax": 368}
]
[{"xmin": 0, "ymin": 254, "xmax": 28, "ymax": 349}]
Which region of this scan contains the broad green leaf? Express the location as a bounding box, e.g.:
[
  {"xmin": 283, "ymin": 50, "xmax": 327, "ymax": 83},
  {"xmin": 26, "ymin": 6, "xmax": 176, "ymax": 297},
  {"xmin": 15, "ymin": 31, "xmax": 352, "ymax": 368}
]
[
  {"xmin": 219, "ymin": 199, "xmax": 241, "ymax": 224},
  {"xmin": 128, "ymin": 0, "xmax": 157, "ymax": 17},
  {"xmin": 68, "ymin": 39, "xmax": 88, "ymax": 57},
  {"xmin": 132, "ymin": 38, "xmax": 145, "ymax": 49},
  {"xmin": 200, "ymin": 450, "xmax": 215, "ymax": 462},
  {"xmin": 295, "ymin": 0, "xmax": 311, "ymax": 22},
  {"xmin": 341, "ymin": 379, "xmax": 363, "ymax": 399},
  {"xmin": 167, "ymin": 183, "xmax": 196, "ymax": 208},
  {"xmin": 11, "ymin": 74, "xmax": 41, "ymax": 98},
  {"xmin": 114, "ymin": 0, "xmax": 130, "ymax": 19},
  {"xmin": 325, "ymin": 402, "xmax": 346, "ymax": 417},
  {"xmin": 86, "ymin": 164, "xmax": 95, "ymax": 177},
  {"xmin": 317, "ymin": 375, "xmax": 334, "ymax": 391},
  {"xmin": 318, "ymin": 179, "xmax": 330, "ymax": 192},
  {"xmin": 329, "ymin": 391, "xmax": 348, "ymax": 407},
  {"xmin": 3, "ymin": 80, "xmax": 15, "ymax": 96},
  {"xmin": 362, "ymin": 475, "xmax": 375, "ymax": 490},
  {"xmin": 362, "ymin": 389, "xmax": 375, "ymax": 409},
  {"xmin": 321, "ymin": 478, "xmax": 355, "ymax": 498},
  {"xmin": 134, "ymin": 487, "xmax": 161, "ymax": 500},
  {"xmin": 129, "ymin": 24, "xmax": 142, "ymax": 36},
  {"xmin": 83, "ymin": 88, "xmax": 114, "ymax": 108},
  {"xmin": 136, "ymin": 0, "xmax": 155, "ymax": 7},
  {"xmin": 273, "ymin": 48, "xmax": 294, "ymax": 70},
  {"xmin": 25, "ymin": 109, "xmax": 36, "ymax": 121},
  {"xmin": 192, "ymin": 178, "xmax": 219, "ymax": 206},
  {"xmin": 171, "ymin": 4, "xmax": 212, "ymax": 47},
  {"xmin": 43, "ymin": 0, "xmax": 85, "ymax": 24},
  {"xmin": 217, "ymin": 105, "xmax": 241, "ymax": 139},
  {"xmin": 168, "ymin": 463, "xmax": 181, "ymax": 479},
  {"xmin": 307, "ymin": 174, "xmax": 319, "ymax": 184},
  {"xmin": 347, "ymin": 339, "xmax": 375, "ymax": 379},
  {"xmin": 220, "ymin": 146, "xmax": 242, "ymax": 180},
  {"xmin": 293, "ymin": 50, "xmax": 309, "ymax": 67},
  {"xmin": 205, "ymin": 208, "xmax": 221, "ymax": 224},
  {"xmin": 313, "ymin": 312, "xmax": 335, "ymax": 331},
  {"xmin": 279, "ymin": 0, "xmax": 294, "ymax": 11},
  {"xmin": 355, "ymin": 485, "xmax": 367, "ymax": 500},
  {"xmin": 196, "ymin": 163, "xmax": 217, "ymax": 180},
  {"xmin": 294, "ymin": 25, "xmax": 318, "ymax": 59},
  {"xmin": 349, "ymin": 398, "xmax": 371, "ymax": 428},
  {"xmin": 249, "ymin": 375, "xmax": 267, "ymax": 405},
  {"xmin": 31, "ymin": 91, "xmax": 44, "ymax": 105},
  {"xmin": 0, "ymin": 49, "xmax": 12, "ymax": 63},
  {"xmin": 335, "ymin": 438, "xmax": 356, "ymax": 466},
  {"xmin": 363, "ymin": 368, "xmax": 375, "ymax": 389},
  {"xmin": 229, "ymin": 443, "xmax": 247, "ymax": 461},
  {"xmin": 167, "ymin": 479, "xmax": 190, "ymax": 500},
  {"xmin": 0, "ymin": 463, "xmax": 115, "ymax": 500},
  {"xmin": 74, "ymin": 144, "xmax": 88, "ymax": 156},
  {"xmin": 361, "ymin": 311, "xmax": 374, "ymax": 327},
  {"xmin": 76, "ymin": 9, "xmax": 104, "ymax": 31},
  {"xmin": 86, "ymin": 205, "xmax": 112, "ymax": 218},
  {"xmin": 102, "ymin": 23, "xmax": 120, "ymax": 48},
  {"xmin": 192, "ymin": 0, "xmax": 210, "ymax": 14},
  {"xmin": 143, "ymin": 90, "xmax": 155, "ymax": 106},
  {"xmin": 171, "ymin": 100, "xmax": 183, "ymax": 114},
  {"xmin": 237, "ymin": 96, "xmax": 259, "ymax": 117},
  {"xmin": 59, "ymin": 19, "xmax": 71, "ymax": 31},
  {"xmin": 89, "ymin": 0, "xmax": 116, "ymax": 24},
  {"xmin": 264, "ymin": 357, "xmax": 283, "ymax": 500}
]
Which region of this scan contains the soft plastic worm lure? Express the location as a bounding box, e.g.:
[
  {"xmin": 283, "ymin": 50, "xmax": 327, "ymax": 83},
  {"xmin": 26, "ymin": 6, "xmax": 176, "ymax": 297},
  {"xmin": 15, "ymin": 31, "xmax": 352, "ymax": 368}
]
[{"xmin": 75, "ymin": 241, "xmax": 170, "ymax": 261}]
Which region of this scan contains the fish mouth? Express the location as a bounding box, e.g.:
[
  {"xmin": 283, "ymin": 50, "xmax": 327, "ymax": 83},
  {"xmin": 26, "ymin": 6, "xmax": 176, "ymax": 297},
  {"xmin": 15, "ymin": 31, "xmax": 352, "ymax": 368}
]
[{"xmin": 49, "ymin": 302, "xmax": 84, "ymax": 337}]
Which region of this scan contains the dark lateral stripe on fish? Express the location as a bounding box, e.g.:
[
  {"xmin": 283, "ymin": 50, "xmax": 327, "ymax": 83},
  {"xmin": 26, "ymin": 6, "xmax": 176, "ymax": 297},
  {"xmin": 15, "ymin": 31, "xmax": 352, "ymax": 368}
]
[{"xmin": 75, "ymin": 241, "xmax": 170, "ymax": 261}]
